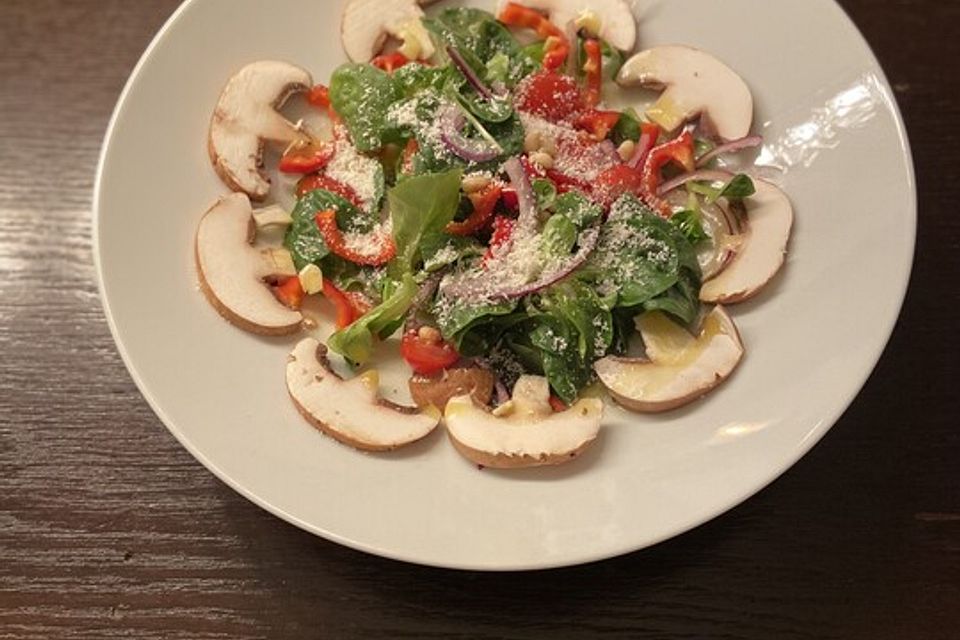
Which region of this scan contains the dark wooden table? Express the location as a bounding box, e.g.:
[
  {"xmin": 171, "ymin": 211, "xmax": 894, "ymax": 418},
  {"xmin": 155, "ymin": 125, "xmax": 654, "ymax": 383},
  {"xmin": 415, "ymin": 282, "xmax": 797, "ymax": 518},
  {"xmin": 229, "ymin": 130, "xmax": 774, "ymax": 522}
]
[{"xmin": 1, "ymin": 1, "xmax": 957, "ymax": 638}]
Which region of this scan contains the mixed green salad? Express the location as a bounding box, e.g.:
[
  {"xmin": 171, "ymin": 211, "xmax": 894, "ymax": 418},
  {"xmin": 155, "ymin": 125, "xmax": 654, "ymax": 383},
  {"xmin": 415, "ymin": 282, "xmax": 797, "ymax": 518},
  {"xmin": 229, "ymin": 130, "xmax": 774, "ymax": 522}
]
[{"xmin": 267, "ymin": 4, "xmax": 760, "ymax": 405}]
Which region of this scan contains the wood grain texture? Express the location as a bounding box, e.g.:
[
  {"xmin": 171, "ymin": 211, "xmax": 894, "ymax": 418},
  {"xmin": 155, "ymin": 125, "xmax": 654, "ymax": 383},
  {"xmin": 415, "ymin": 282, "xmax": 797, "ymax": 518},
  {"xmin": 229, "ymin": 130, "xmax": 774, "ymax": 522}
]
[{"xmin": 0, "ymin": 1, "xmax": 957, "ymax": 639}]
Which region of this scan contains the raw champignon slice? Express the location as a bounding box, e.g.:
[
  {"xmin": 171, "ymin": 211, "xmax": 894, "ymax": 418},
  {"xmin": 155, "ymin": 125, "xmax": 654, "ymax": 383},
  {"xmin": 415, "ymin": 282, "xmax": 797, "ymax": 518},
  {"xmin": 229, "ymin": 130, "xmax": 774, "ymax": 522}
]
[
  {"xmin": 700, "ymin": 179, "xmax": 793, "ymax": 304},
  {"xmin": 444, "ymin": 375, "xmax": 603, "ymax": 469},
  {"xmin": 496, "ymin": 0, "xmax": 637, "ymax": 52},
  {"xmin": 617, "ymin": 45, "xmax": 753, "ymax": 141},
  {"xmin": 287, "ymin": 338, "xmax": 441, "ymax": 451},
  {"xmin": 594, "ymin": 307, "xmax": 744, "ymax": 412},
  {"xmin": 208, "ymin": 60, "xmax": 313, "ymax": 200},
  {"xmin": 341, "ymin": 0, "xmax": 437, "ymax": 63},
  {"xmin": 195, "ymin": 193, "xmax": 303, "ymax": 335}
]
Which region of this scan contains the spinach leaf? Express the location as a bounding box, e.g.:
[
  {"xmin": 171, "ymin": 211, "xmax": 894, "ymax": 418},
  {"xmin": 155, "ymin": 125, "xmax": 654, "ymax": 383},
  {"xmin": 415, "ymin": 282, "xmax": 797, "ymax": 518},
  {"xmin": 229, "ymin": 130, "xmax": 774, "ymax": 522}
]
[
  {"xmin": 687, "ymin": 173, "xmax": 756, "ymax": 203},
  {"xmin": 541, "ymin": 214, "xmax": 577, "ymax": 256},
  {"xmin": 329, "ymin": 63, "xmax": 402, "ymax": 151},
  {"xmin": 719, "ymin": 174, "xmax": 756, "ymax": 200},
  {"xmin": 327, "ymin": 272, "xmax": 417, "ymax": 364},
  {"xmin": 425, "ymin": 7, "xmax": 536, "ymax": 86},
  {"xmin": 583, "ymin": 195, "xmax": 701, "ymax": 316},
  {"xmin": 540, "ymin": 281, "xmax": 613, "ymax": 362},
  {"xmin": 393, "ymin": 63, "xmax": 452, "ymax": 97},
  {"xmin": 553, "ymin": 191, "xmax": 602, "ymax": 229},
  {"xmin": 613, "ymin": 108, "xmax": 642, "ymax": 144},
  {"xmin": 388, "ymin": 169, "xmax": 463, "ymax": 278},
  {"xmin": 670, "ymin": 209, "xmax": 709, "ymax": 245},
  {"xmin": 529, "ymin": 317, "xmax": 589, "ymax": 403},
  {"xmin": 420, "ymin": 231, "xmax": 484, "ymax": 272},
  {"xmin": 532, "ymin": 178, "xmax": 557, "ymax": 210},
  {"xmin": 642, "ymin": 267, "xmax": 700, "ymax": 325},
  {"xmin": 435, "ymin": 296, "xmax": 518, "ymax": 347},
  {"xmin": 600, "ymin": 40, "xmax": 624, "ymax": 80}
]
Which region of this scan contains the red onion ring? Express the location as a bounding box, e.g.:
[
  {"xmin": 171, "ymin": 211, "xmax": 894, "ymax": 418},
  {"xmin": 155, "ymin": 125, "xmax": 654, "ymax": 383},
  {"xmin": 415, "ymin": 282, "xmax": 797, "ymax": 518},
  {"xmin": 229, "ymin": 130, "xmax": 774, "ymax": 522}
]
[
  {"xmin": 627, "ymin": 128, "xmax": 657, "ymax": 169},
  {"xmin": 439, "ymin": 105, "xmax": 501, "ymax": 162},
  {"xmin": 447, "ymin": 45, "xmax": 498, "ymax": 101},
  {"xmin": 444, "ymin": 227, "xmax": 599, "ymax": 300},
  {"xmin": 657, "ymin": 169, "xmax": 735, "ymax": 197},
  {"xmin": 695, "ymin": 135, "xmax": 763, "ymax": 168},
  {"xmin": 503, "ymin": 156, "xmax": 537, "ymax": 229}
]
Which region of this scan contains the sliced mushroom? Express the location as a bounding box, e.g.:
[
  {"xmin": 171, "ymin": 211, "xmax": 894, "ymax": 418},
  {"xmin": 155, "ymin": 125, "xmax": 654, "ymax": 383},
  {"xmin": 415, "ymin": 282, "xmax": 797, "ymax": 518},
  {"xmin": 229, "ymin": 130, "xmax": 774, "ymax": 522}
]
[
  {"xmin": 208, "ymin": 60, "xmax": 313, "ymax": 200},
  {"xmin": 444, "ymin": 375, "xmax": 603, "ymax": 469},
  {"xmin": 409, "ymin": 367, "xmax": 495, "ymax": 411},
  {"xmin": 195, "ymin": 193, "xmax": 303, "ymax": 335},
  {"xmin": 617, "ymin": 45, "xmax": 753, "ymax": 141},
  {"xmin": 594, "ymin": 307, "xmax": 744, "ymax": 412},
  {"xmin": 497, "ymin": 0, "xmax": 637, "ymax": 52},
  {"xmin": 701, "ymin": 180, "xmax": 793, "ymax": 303},
  {"xmin": 287, "ymin": 338, "xmax": 442, "ymax": 451},
  {"xmin": 341, "ymin": 0, "xmax": 436, "ymax": 63}
]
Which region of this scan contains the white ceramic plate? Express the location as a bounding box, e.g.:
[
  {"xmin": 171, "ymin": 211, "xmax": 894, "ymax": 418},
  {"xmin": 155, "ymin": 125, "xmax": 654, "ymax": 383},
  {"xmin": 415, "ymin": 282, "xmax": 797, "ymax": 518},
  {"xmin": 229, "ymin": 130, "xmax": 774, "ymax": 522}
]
[{"xmin": 95, "ymin": 0, "xmax": 915, "ymax": 570}]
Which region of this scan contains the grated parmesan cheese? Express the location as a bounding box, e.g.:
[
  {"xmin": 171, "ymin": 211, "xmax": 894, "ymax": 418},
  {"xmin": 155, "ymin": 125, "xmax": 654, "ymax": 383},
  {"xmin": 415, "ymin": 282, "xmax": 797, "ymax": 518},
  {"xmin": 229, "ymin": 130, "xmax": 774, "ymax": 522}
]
[{"xmin": 326, "ymin": 128, "xmax": 382, "ymax": 211}]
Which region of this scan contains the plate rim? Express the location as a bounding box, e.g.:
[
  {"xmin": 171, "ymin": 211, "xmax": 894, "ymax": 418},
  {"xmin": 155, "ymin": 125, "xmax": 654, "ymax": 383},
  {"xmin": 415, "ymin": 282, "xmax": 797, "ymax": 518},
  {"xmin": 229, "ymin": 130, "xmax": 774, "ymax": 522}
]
[{"xmin": 93, "ymin": 0, "xmax": 917, "ymax": 570}]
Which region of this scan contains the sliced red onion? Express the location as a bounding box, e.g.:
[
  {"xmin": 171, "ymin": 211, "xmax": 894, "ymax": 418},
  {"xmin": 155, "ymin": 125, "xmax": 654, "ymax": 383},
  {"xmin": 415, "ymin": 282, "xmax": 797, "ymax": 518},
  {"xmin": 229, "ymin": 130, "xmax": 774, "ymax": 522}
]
[
  {"xmin": 663, "ymin": 189, "xmax": 742, "ymax": 280},
  {"xmin": 627, "ymin": 129, "xmax": 657, "ymax": 169},
  {"xmin": 503, "ymin": 156, "xmax": 537, "ymax": 229},
  {"xmin": 597, "ymin": 139, "xmax": 621, "ymax": 164},
  {"xmin": 657, "ymin": 169, "xmax": 735, "ymax": 197},
  {"xmin": 494, "ymin": 378, "xmax": 511, "ymax": 405},
  {"xmin": 493, "ymin": 228, "xmax": 599, "ymax": 299},
  {"xmin": 439, "ymin": 105, "xmax": 501, "ymax": 162},
  {"xmin": 695, "ymin": 135, "xmax": 763, "ymax": 168},
  {"xmin": 698, "ymin": 201, "xmax": 743, "ymax": 279},
  {"xmin": 441, "ymin": 227, "xmax": 599, "ymax": 300},
  {"xmin": 447, "ymin": 45, "xmax": 497, "ymax": 101}
]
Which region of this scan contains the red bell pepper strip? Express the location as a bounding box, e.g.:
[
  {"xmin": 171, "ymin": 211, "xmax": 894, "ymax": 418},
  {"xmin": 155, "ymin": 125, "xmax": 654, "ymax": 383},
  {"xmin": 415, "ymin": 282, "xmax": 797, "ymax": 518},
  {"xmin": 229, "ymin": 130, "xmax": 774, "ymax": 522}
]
[
  {"xmin": 582, "ymin": 38, "xmax": 603, "ymax": 107},
  {"xmin": 445, "ymin": 183, "xmax": 503, "ymax": 236},
  {"xmin": 501, "ymin": 187, "xmax": 519, "ymax": 211},
  {"xmin": 640, "ymin": 131, "xmax": 695, "ymax": 217},
  {"xmin": 314, "ymin": 209, "xmax": 396, "ymax": 266},
  {"xmin": 483, "ymin": 215, "xmax": 516, "ymax": 265},
  {"xmin": 542, "ymin": 38, "xmax": 570, "ymax": 72},
  {"xmin": 371, "ymin": 52, "xmax": 411, "ymax": 73},
  {"xmin": 574, "ymin": 109, "xmax": 621, "ymax": 141},
  {"xmin": 273, "ymin": 276, "xmax": 305, "ymax": 310},
  {"xmin": 400, "ymin": 138, "xmax": 419, "ymax": 175},
  {"xmin": 548, "ymin": 395, "xmax": 568, "ymax": 412},
  {"xmin": 279, "ymin": 142, "xmax": 335, "ymax": 174},
  {"xmin": 593, "ymin": 164, "xmax": 644, "ymax": 208},
  {"xmin": 498, "ymin": 3, "xmax": 569, "ymax": 71},
  {"xmin": 321, "ymin": 279, "xmax": 360, "ymax": 329},
  {"xmin": 400, "ymin": 328, "xmax": 460, "ymax": 375},
  {"xmin": 296, "ymin": 174, "xmax": 364, "ymax": 208},
  {"xmin": 307, "ymin": 84, "xmax": 331, "ymax": 109},
  {"xmin": 306, "ymin": 83, "xmax": 341, "ymax": 123},
  {"xmin": 545, "ymin": 168, "xmax": 591, "ymax": 195}
]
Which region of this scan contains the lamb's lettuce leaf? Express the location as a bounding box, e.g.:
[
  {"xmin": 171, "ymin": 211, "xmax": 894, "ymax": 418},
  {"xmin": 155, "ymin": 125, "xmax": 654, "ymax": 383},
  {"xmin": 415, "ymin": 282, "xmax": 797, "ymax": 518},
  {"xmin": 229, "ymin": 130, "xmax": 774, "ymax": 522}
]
[
  {"xmin": 327, "ymin": 272, "xmax": 418, "ymax": 364},
  {"xmin": 387, "ymin": 169, "xmax": 463, "ymax": 278}
]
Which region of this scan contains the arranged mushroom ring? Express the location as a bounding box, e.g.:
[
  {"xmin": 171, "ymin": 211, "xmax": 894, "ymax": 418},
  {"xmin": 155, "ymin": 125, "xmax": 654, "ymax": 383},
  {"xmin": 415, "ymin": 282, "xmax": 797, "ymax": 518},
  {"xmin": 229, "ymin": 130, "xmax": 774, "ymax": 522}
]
[{"xmin": 192, "ymin": 0, "xmax": 793, "ymax": 469}]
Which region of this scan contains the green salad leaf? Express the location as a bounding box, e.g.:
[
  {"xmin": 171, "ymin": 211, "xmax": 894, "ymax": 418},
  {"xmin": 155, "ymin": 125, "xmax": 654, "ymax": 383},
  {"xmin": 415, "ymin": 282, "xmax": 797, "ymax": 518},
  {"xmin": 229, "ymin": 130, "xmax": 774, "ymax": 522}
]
[
  {"xmin": 424, "ymin": 7, "xmax": 535, "ymax": 87},
  {"xmin": 327, "ymin": 273, "xmax": 418, "ymax": 364},
  {"xmin": 583, "ymin": 195, "xmax": 702, "ymax": 323},
  {"xmin": 284, "ymin": 189, "xmax": 369, "ymax": 270},
  {"xmin": 670, "ymin": 209, "xmax": 709, "ymax": 245},
  {"xmin": 329, "ymin": 63, "xmax": 402, "ymax": 151},
  {"xmin": 388, "ymin": 169, "xmax": 464, "ymax": 278}
]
